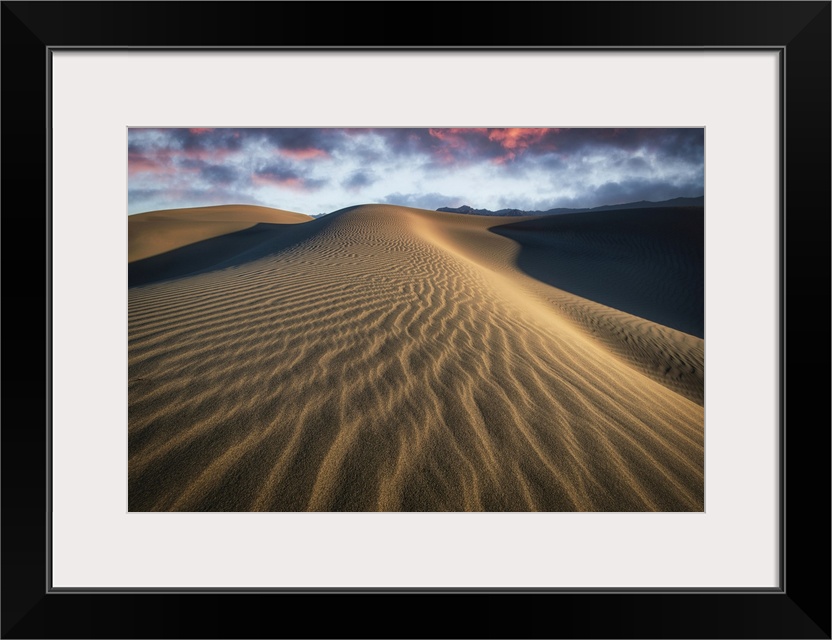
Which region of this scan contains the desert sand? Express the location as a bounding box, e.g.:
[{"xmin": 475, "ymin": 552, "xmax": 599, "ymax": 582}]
[{"xmin": 128, "ymin": 203, "xmax": 704, "ymax": 511}]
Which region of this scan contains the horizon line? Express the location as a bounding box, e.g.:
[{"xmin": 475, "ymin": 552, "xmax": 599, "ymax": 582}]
[{"xmin": 127, "ymin": 193, "xmax": 705, "ymax": 217}]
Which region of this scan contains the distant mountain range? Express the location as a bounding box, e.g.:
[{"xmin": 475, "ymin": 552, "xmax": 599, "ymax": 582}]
[{"xmin": 437, "ymin": 195, "xmax": 704, "ymax": 217}]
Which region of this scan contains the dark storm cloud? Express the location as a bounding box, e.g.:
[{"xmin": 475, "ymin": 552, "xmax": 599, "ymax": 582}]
[
  {"xmin": 201, "ymin": 164, "xmax": 239, "ymax": 185},
  {"xmin": 621, "ymin": 157, "xmax": 650, "ymax": 171},
  {"xmin": 254, "ymin": 162, "xmax": 301, "ymax": 184},
  {"xmin": 135, "ymin": 128, "xmax": 248, "ymax": 154},
  {"xmin": 536, "ymin": 128, "xmax": 702, "ymax": 156},
  {"xmin": 529, "ymin": 153, "xmax": 567, "ymax": 172},
  {"xmin": 370, "ymin": 128, "xmax": 546, "ymax": 166},
  {"xmin": 334, "ymin": 129, "xmax": 498, "ymax": 167},
  {"xmin": 303, "ymin": 178, "xmax": 329, "ymax": 190},
  {"xmin": 128, "ymin": 127, "xmax": 704, "ymax": 215},
  {"xmin": 356, "ymin": 128, "xmax": 703, "ymax": 172},
  {"xmin": 187, "ymin": 128, "xmax": 245, "ymax": 150},
  {"xmin": 259, "ymin": 128, "xmax": 345, "ymax": 154},
  {"xmin": 342, "ymin": 171, "xmax": 376, "ymax": 190},
  {"xmin": 129, "ymin": 128, "xmax": 340, "ymax": 158},
  {"xmin": 253, "ymin": 161, "xmax": 327, "ymax": 191},
  {"xmin": 129, "ymin": 127, "xmax": 703, "ymax": 165}
]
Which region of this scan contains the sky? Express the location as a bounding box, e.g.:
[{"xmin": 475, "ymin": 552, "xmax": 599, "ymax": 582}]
[{"xmin": 128, "ymin": 128, "xmax": 704, "ymax": 215}]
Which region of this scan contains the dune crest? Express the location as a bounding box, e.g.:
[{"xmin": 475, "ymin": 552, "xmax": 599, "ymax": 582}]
[
  {"xmin": 128, "ymin": 204, "xmax": 313, "ymax": 263},
  {"xmin": 129, "ymin": 204, "xmax": 704, "ymax": 512}
]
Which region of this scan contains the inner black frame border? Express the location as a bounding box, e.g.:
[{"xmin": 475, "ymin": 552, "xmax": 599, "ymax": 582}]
[{"xmin": 2, "ymin": 2, "xmax": 829, "ymax": 638}]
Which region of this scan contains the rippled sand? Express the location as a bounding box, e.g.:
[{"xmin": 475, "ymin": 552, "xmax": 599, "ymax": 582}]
[{"xmin": 128, "ymin": 204, "xmax": 704, "ymax": 511}]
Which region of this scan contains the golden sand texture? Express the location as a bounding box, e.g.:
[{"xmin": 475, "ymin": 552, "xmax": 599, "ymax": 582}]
[
  {"xmin": 129, "ymin": 205, "xmax": 315, "ymax": 288},
  {"xmin": 129, "ymin": 204, "xmax": 313, "ymax": 262},
  {"xmin": 128, "ymin": 204, "xmax": 704, "ymax": 512}
]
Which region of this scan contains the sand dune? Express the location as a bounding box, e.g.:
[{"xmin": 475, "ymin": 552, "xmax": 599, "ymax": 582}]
[
  {"xmin": 493, "ymin": 208, "xmax": 704, "ymax": 337},
  {"xmin": 128, "ymin": 204, "xmax": 314, "ymax": 287},
  {"xmin": 128, "ymin": 204, "xmax": 312, "ymax": 262},
  {"xmin": 128, "ymin": 204, "xmax": 704, "ymax": 511}
]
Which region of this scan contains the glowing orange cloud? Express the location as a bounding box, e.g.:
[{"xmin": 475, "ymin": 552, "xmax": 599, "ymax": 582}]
[
  {"xmin": 189, "ymin": 128, "xmax": 214, "ymax": 135},
  {"xmin": 488, "ymin": 128, "xmax": 551, "ymax": 150},
  {"xmin": 427, "ymin": 129, "xmax": 489, "ymax": 164},
  {"xmin": 487, "ymin": 128, "xmax": 558, "ymax": 163},
  {"xmin": 429, "ymin": 128, "xmax": 488, "ymax": 141},
  {"xmin": 427, "ymin": 128, "xmax": 558, "ymax": 164}
]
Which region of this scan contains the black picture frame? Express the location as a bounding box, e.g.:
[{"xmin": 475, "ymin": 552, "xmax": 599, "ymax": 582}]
[{"xmin": 2, "ymin": 2, "xmax": 829, "ymax": 638}]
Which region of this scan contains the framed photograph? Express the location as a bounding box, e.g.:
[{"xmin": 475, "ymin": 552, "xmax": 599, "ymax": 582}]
[
  {"xmin": 124, "ymin": 124, "xmax": 707, "ymax": 516},
  {"xmin": 3, "ymin": 2, "xmax": 829, "ymax": 638}
]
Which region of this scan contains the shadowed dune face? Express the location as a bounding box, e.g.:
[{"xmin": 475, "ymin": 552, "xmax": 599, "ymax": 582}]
[
  {"xmin": 129, "ymin": 222, "xmax": 323, "ymax": 288},
  {"xmin": 128, "ymin": 204, "xmax": 704, "ymax": 512},
  {"xmin": 492, "ymin": 207, "xmax": 704, "ymax": 338},
  {"xmin": 128, "ymin": 204, "xmax": 313, "ymax": 262}
]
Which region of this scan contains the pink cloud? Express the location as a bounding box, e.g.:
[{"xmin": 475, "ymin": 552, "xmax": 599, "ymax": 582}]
[
  {"xmin": 252, "ymin": 174, "xmax": 305, "ymax": 190},
  {"xmin": 128, "ymin": 151, "xmax": 206, "ymax": 177},
  {"xmin": 427, "ymin": 128, "xmax": 558, "ymax": 164},
  {"xmin": 428, "ymin": 128, "xmax": 488, "ymax": 144},
  {"xmin": 278, "ymin": 148, "xmax": 329, "ymax": 161},
  {"xmin": 488, "ymin": 128, "xmax": 559, "ymax": 163},
  {"xmin": 128, "ymin": 155, "xmax": 164, "ymax": 176},
  {"xmin": 487, "ymin": 128, "xmax": 551, "ymax": 150},
  {"xmin": 129, "ymin": 147, "xmax": 234, "ymax": 167},
  {"xmin": 182, "ymin": 148, "xmax": 235, "ymax": 162},
  {"xmin": 427, "ymin": 129, "xmax": 488, "ymax": 164}
]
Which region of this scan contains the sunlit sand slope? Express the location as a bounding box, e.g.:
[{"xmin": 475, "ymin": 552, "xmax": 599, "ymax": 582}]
[
  {"xmin": 128, "ymin": 204, "xmax": 314, "ymax": 287},
  {"xmin": 128, "ymin": 204, "xmax": 704, "ymax": 512},
  {"xmin": 129, "ymin": 204, "xmax": 313, "ymax": 262}
]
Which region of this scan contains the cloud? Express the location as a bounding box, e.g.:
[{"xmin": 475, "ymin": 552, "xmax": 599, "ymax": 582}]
[
  {"xmin": 200, "ymin": 164, "xmax": 238, "ymax": 186},
  {"xmin": 279, "ymin": 148, "xmax": 329, "ymax": 160},
  {"xmin": 127, "ymin": 127, "xmax": 704, "ymax": 215},
  {"xmin": 417, "ymin": 128, "xmax": 559, "ymax": 165},
  {"xmin": 128, "ymin": 154, "xmax": 168, "ymax": 176},
  {"xmin": 381, "ymin": 192, "xmax": 465, "ymax": 210},
  {"xmin": 253, "ymin": 162, "xmax": 327, "ymax": 191},
  {"xmin": 342, "ymin": 171, "xmax": 376, "ymax": 190},
  {"xmin": 257, "ymin": 129, "xmax": 344, "ymax": 161},
  {"xmin": 541, "ymin": 177, "xmax": 704, "ymax": 210}
]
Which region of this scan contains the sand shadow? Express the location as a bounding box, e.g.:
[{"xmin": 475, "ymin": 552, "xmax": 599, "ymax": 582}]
[
  {"xmin": 490, "ymin": 207, "xmax": 705, "ymax": 338},
  {"xmin": 129, "ymin": 220, "xmax": 322, "ymax": 288}
]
